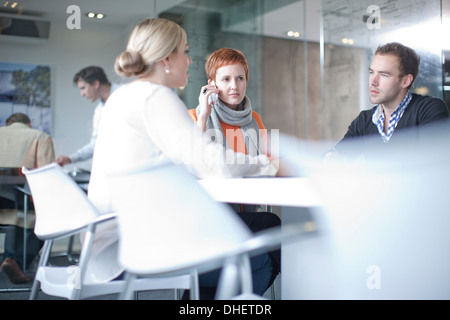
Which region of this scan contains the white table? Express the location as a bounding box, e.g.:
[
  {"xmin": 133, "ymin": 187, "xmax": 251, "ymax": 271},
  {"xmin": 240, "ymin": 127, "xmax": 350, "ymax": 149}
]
[
  {"xmin": 198, "ymin": 177, "xmax": 321, "ymax": 207},
  {"xmin": 198, "ymin": 176, "xmax": 322, "ymax": 299}
]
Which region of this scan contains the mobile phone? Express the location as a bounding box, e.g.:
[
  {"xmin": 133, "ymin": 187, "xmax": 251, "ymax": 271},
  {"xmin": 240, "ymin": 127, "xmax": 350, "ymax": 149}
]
[
  {"xmin": 208, "ymin": 81, "xmax": 218, "ymax": 105},
  {"xmin": 208, "ymin": 93, "xmax": 218, "ymax": 105}
]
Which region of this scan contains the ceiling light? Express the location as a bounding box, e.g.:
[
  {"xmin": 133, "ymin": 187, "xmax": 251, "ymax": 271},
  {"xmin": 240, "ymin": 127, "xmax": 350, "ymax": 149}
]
[
  {"xmin": 286, "ymin": 31, "xmax": 301, "ymax": 38},
  {"xmin": 86, "ymin": 12, "xmax": 105, "ymax": 19},
  {"xmin": 341, "ymin": 38, "xmax": 355, "ymax": 45}
]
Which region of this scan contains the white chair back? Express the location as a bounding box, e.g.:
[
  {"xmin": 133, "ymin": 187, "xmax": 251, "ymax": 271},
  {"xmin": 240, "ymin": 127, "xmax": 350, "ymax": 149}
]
[
  {"xmin": 109, "ymin": 161, "xmax": 253, "ymax": 276},
  {"xmin": 22, "ymin": 163, "xmax": 99, "ymax": 240},
  {"xmin": 23, "ymin": 162, "xmax": 195, "ymax": 300}
]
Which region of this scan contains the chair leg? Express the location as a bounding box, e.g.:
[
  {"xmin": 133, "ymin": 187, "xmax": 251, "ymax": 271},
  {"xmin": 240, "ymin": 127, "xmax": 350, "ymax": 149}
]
[
  {"xmin": 120, "ymin": 272, "xmax": 137, "ymax": 300},
  {"xmin": 189, "ymin": 269, "xmax": 199, "ymax": 300},
  {"xmin": 175, "ymin": 289, "xmax": 182, "ymax": 300},
  {"xmin": 70, "ymin": 226, "xmax": 96, "ymax": 300},
  {"xmin": 264, "ymin": 204, "xmax": 277, "ymax": 300},
  {"xmin": 238, "ymin": 254, "xmax": 253, "ymax": 295},
  {"xmin": 66, "ymin": 235, "xmax": 78, "ymax": 264},
  {"xmin": 29, "ymin": 240, "xmax": 52, "ymax": 300},
  {"xmin": 215, "ymin": 258, "xmax": 240, "ymax": 300},
  {"xmin": 29, "ymin": 277, "xmax": 41, "ymax": 300},
  {"xmin": 270, "ymin": 282, "xmax": 276, "ymax": 300},
  {"xmin": 23, "ymin": 193, "xmax": 28, "ymax": 271}
]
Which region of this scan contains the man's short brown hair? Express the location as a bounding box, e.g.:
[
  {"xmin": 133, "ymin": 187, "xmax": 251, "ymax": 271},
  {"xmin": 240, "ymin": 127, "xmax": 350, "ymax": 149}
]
[
  {"xmin": 375, "ymin": 42, "xmax": 420, "ymax": 88},
  {"xmin": 6, "ymin": 113, "xmax": 31, "ymax": 126}
]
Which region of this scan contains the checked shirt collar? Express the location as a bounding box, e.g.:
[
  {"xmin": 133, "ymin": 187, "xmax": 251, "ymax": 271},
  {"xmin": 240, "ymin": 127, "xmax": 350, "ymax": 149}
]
[{"xmin": 372, "ymin": 91, "xmax": 412, "ymax": 143}]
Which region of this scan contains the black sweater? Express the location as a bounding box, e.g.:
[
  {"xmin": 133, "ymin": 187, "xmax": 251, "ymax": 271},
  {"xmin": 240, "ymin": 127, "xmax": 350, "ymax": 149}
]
[{"xmin": 335, "ymin": 94, "xmax": 449, "ymax": 158}]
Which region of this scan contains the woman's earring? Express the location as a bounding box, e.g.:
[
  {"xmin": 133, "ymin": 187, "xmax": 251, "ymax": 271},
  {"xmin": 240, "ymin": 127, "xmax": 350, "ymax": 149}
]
[{"xmin": 164, "ymin": 66, "xmax": 170, "ymax": 74}]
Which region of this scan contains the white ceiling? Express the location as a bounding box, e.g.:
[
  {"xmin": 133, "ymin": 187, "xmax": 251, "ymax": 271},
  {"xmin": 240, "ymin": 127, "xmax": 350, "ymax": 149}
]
[
  {"xmin": 0, "ymin": 0, "xmax": 184, "ymax": 25},
  {"xmin": 3, "ymin": 0, "xmax": 447, "ymax": 48},
  {"xmin": 0, "ymin": 0, "xmax": 320, "ymax": 41}
]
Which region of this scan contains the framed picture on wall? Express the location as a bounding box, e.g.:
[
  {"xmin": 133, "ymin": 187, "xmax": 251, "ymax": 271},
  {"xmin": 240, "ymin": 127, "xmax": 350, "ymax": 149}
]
[{"xmin": 0, "ymin": 61, "xmax": 51, "ymax": 134}]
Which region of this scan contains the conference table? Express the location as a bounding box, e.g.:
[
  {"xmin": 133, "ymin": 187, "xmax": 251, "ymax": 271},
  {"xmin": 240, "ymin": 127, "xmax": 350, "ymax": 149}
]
[{"xmin": 198, "ymin": 176, "xmax": 322, "ymax": 300}]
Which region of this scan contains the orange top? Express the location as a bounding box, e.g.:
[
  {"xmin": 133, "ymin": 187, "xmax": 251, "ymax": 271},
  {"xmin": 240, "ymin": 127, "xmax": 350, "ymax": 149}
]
[{"xmin": 188, "ymin": 108, "xmax": 270, "ymax": 157}]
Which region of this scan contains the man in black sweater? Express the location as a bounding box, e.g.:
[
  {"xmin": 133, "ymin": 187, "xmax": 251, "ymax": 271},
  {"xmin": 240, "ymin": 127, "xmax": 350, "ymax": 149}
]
[{"xmin": 329, "ymin": 42, "xmax": 449, "ymax": 159}]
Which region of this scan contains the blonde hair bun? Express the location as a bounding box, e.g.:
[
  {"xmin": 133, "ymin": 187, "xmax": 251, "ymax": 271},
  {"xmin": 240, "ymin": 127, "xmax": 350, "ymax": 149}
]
[
  {"xmin": 114, "ymin": 50, "xmax": 147, "ymax": 77},
  {"xmin": 114, "ymin": 18, "xmax": 187, "ymax": 79}
]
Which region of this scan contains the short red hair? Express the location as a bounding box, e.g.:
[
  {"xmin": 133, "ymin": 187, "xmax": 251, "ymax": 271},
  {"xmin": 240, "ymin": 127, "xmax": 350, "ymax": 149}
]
[{"xmin": 205, "ymin": 48, "xmax": 249, "ymax": 82}]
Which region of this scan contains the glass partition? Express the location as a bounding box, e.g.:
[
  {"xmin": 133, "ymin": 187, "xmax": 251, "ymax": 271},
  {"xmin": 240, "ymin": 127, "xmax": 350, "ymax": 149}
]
[
  {"xmin": 159, "ymin": 0, "xmax": 308, "ymax": 138},
  {"xmin": 160, "ymin": 0, "xmax": 265, "ymax": 111},
  {"xmin": 159, "ymin": 0, "xmax": 445, "ymax": 143}
]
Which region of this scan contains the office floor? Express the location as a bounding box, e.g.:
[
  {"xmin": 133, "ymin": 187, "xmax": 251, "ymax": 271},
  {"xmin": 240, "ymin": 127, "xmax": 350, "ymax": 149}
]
[{"xmin": 0, "ymin": 249, "xmax": 280, "ymax": 300}]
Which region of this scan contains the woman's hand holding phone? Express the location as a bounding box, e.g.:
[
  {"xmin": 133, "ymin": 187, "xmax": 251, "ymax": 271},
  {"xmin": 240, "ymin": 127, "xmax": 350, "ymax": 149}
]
[{"xmin": 197, "ymin": 81, "xmax": 219, "ymax": 131}]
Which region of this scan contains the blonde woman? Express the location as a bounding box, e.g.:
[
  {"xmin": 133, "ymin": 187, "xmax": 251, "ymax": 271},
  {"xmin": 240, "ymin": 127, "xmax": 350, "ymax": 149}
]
[{"xmin": 86, "ymin": 19, "xmax": 277, "ymax": 288}]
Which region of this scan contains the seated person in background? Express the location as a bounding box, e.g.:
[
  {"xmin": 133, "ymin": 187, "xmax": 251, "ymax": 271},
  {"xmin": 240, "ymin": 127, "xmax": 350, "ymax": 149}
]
[
  {"xmin": 188, "ymin": 48, "xmax": 281, "ymax": 299},
  {"xmin": 56, "ymin": 66, "xmax": 118, "ymax": 167},
  {"xmin": 0, "ymin": 113, "xmax": 55, "ymax": 284},
  {"xmin": 87, "ymin": 18, "xmax": 277, "ymax": 291},
  {"xmin": 326, "ymin": 42, "xmax": 449, "ymax": 159}
]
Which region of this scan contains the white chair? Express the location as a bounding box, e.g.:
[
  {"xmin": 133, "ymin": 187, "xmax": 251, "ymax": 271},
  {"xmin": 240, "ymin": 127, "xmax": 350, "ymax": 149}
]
[
  {"xmin": 22, "ymin": 163, "xmax": 193, "ymax": 300},
  {"xmin": 108, "ymin": 161, "xmax": 312, "ymax": 300}
]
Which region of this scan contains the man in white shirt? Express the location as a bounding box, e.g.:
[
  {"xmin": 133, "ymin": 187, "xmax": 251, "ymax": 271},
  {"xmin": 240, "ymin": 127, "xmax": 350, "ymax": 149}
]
[{"xmin": 56, "ymin": 66, "xmax": 118, "ymax": 166}]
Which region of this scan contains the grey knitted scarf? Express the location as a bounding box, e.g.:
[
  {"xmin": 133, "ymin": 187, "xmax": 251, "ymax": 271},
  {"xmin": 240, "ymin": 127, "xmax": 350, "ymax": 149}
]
[{"xmin": 196, "ymin": 96, "xmax": 263, "ymax": 156}]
